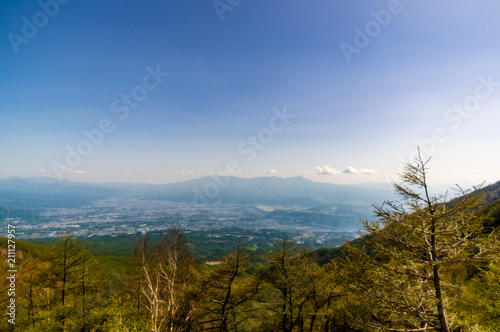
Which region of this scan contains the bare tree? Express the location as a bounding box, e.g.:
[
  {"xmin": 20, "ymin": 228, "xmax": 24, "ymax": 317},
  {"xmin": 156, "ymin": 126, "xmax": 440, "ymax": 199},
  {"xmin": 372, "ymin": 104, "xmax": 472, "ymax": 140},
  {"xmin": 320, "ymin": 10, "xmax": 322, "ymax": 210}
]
[
  {"xmin": 136, "ymin": 226, "xmax": 198, "ymax": 332},
  {"xmin": 157, "ymin": 225, "xmax": 197, "ymax": 331}
]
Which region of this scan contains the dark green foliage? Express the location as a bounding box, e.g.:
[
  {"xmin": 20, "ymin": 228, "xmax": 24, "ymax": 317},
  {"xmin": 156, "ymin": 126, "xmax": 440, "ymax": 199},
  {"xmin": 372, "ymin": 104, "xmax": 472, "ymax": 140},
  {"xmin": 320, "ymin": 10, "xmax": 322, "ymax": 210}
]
[
  {"xmin": 481, "ymin": 198, "xmax": 500, "ymax": 230},
  {"xmin": 310, "ymin": 237, "xmax": 367, "ymax": 266},
  {"xmin": 0, "ymin": 236, "xmax": 51, "ymax": 257}
]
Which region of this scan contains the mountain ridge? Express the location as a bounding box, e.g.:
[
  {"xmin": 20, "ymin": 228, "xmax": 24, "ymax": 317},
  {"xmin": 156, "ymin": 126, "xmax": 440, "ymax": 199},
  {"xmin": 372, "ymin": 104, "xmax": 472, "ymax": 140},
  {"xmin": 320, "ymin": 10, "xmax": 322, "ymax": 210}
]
[{"xmin": 1, "ymin": 176, "xmax": 497, "ymax": 211}]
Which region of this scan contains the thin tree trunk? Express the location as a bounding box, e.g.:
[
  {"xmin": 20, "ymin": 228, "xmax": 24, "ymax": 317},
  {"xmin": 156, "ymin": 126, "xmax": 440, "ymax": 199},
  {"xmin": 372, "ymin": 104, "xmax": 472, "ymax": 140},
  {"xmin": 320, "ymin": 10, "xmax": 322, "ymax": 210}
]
[
  {"xmin": 433, "ymin": 265, "xmax": 450, "ymax": 332},
  {"xmin": 309, "ymin": 314, "xmax": 317, "ymax": 332},
  {"xmin": 81, "ymin": 262, "xmax": 86, "ymax": 330},
  {"xmin": 28, "ymin": 279, "xmax": 34, "ymax": 327},
  {"xmin": 423, "ymin": 164, "xmax": 450, "ymax": 332},
  {"xmin": 62, "ymin": 245, "xmax": 68, "ymax": 331}
]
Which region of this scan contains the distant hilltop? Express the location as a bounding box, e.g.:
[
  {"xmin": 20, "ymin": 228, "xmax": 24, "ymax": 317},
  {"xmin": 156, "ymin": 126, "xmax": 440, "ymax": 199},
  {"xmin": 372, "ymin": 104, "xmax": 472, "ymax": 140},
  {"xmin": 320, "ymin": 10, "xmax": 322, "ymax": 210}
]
[
  {"xmin": 0, "ymin": 175, "xmax": 396, "ymax": 210},
  {"xmin": 0, "ymin": 175, "xmax": 498, "ymax": 211}
]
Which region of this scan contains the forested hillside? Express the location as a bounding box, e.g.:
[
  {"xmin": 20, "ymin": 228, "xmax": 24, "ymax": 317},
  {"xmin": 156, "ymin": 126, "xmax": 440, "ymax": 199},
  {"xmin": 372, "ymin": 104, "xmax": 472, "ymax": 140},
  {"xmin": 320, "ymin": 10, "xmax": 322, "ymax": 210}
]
[{"xmin": 1, "ymin": 158, "xmax": 499, "ymax": 331}]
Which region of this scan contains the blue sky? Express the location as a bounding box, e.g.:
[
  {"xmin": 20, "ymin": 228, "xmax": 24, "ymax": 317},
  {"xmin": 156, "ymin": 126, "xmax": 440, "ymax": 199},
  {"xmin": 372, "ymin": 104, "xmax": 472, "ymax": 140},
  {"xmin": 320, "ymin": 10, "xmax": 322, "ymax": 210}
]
[{"xmin": 1, "ymin": 0, "xmax": 499, "ymax": 186}]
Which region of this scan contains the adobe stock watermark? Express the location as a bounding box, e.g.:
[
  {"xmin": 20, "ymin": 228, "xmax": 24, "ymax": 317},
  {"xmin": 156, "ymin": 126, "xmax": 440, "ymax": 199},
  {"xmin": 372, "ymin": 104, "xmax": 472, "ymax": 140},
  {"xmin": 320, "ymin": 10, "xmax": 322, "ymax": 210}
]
[
  {"xmin": 339, "ymin": 0, "xmax": 410, "ymax": 64},
  {"xmin": 51, "ymin": 64, "xmax": 169, "ymax": 179},
  {"xmin": 384, "ymin": 74, "xmax": 499, "ymax": 184},
  {"xmin": 192, "ymin": 106, "xmax": 296, "ymax": 204},
  {"xmin": 7, "ymin": 0, "xmax": 72, "ymax": 54},
  {"xmin": 213, "ymin": 0, "xmax": 242, "ymax": 21},
  {"xmin": 6, "ymin": 223, "xmax": 17, "ymax": 325}
]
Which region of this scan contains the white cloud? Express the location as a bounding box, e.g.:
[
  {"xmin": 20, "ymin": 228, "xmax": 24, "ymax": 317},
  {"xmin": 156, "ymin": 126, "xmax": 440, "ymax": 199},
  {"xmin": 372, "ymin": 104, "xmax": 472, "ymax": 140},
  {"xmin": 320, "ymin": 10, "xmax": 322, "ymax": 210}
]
[
  {"xmin": 315, "ymin": 165, "xmax": 376, "ymax": 176},
  {"xmin": 302, "ymin": 171, "xmax": 312, "ymax": 175},
  {"xmin": 315, "ymin": 165, "xmax": 340, "ymax": 175},
  {"xmin": 360, "ymin": 168, "xmax": 376, "ymax": 175},
  {"xmin": 268, "ymin": 169, "xmax": 278, "ymax": 175},
  {"xmin": 70, "ymin": 170, "xmax": 87, "ymax": 175},
  {"xmin": 342, "ymin": 166, "xmax": 376, "ymax": 175},
  {"xmin": 342, "ymin": 166, "xmax": 360, "ymax": 174}
]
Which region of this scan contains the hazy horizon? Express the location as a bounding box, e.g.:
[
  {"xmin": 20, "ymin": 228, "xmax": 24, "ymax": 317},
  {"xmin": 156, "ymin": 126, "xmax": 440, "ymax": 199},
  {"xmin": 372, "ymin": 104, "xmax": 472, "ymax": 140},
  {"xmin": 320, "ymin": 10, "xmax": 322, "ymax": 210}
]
[{"xmin": 1, "ymin": 174, "xmax": 492, "ymax": 195}]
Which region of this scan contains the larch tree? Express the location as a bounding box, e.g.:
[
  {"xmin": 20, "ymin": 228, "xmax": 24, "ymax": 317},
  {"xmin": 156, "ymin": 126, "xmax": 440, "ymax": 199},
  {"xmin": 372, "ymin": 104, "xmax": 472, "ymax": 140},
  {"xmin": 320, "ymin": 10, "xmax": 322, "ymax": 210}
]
[
  {"xmin": 264, "ymin": 238, "xmax": 322, "ymax": 332},
  {"xmin": 349, "ymin": 151, "xmax": 499, "ymax": 331},
  {"xmin": 45, "ymin": 235, "xmax": 93, "ymax": 331},
  {"xmin": 201, "ymin": 242, "xmax": 259, "ymax": 332}
]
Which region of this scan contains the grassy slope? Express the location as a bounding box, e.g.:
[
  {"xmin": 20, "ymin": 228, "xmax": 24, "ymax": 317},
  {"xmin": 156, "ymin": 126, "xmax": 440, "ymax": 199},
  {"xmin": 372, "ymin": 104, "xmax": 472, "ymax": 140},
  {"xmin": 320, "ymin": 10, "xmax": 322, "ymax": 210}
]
[{"xmin": 0, "ymin": 236, "xmax": 51, "ymax": 257}]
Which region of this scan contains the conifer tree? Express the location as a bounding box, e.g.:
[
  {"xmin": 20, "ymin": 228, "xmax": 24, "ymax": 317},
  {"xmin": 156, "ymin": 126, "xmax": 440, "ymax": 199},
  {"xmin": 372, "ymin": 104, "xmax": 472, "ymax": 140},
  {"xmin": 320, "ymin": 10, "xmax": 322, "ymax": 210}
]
[
  {"xmin": 200, "ymin": 242, "xmax": 259, "ymax": 332},
  {"xmin": 350, "ymin": 150, "xmax": 499, "ymax": 331},
  {"xmin": 264, "ymin": 238, "xmax": 321, "ymax": 332},
  {"xmin": 45, "ymin": 235, "xmax": 93, "ymax": 331}
]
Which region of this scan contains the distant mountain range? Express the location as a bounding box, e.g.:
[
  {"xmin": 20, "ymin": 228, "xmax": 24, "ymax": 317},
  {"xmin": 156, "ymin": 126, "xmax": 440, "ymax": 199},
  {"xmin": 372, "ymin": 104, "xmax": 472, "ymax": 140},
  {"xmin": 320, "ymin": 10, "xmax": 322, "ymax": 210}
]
[
  {"xmin": 144, "ymin": 176, "xmax": 399, "ymax": 207},
  {"xmin": 0, "ymin": 176, "xmax": 395, "ymax": 211},
  {"xmin": 1, "ymin": 176, "xmax": 498, "ymax": 208}
]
